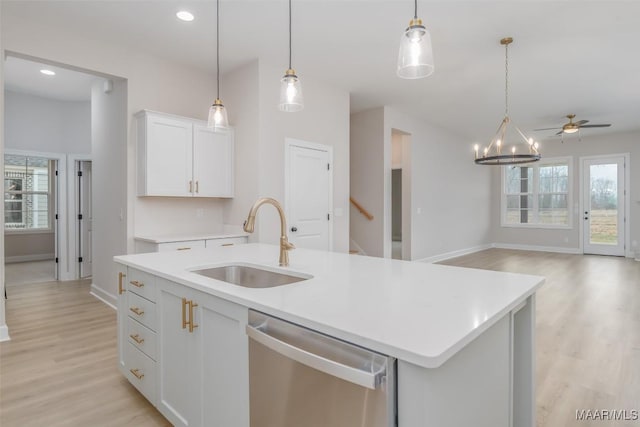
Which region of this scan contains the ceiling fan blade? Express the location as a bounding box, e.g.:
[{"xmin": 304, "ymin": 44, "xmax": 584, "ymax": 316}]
[
  {"xmin": 579, "ymin": 124, "xmax": 611, "ymax": 128},
  {"xmin": 533, "ymin": 127, "xmax": 561, "ymax": 131},
  {"xmin": 574, "ymin": 120, "xmax": 589, "ymax": 126},
  {"xmin": 555, "ymin": 130, "xmax": 564, "ymax": 136}
]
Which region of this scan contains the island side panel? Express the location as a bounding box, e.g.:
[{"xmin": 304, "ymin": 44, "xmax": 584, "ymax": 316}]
[
  {"xmin": 513, "ymin": 295, "xmax": 535, "ymax": 427},
  {"xmin": 398, "ymin": 315, "xmax": 511, "ymax": 427}
]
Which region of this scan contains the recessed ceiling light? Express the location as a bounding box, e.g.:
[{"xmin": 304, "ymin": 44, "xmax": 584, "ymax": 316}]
[
  {"xmin": 40, "ymin": 69, "xmax": 56, "ymax": 76},
  {"xmin": 176, "ymin": 11, "xmax": 194, "ymax": 22}
]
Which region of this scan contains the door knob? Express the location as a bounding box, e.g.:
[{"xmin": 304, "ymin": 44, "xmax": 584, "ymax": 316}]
[{"xmin": 291, "ymin": 227, "xmax": 298, "ymax": 232}]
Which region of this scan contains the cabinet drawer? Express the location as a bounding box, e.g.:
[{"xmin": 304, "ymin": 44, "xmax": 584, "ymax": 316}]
[
  {"xmin": 124, "ymin": 342, "xmax": 156, "ymax": 405},
  {"xmin": 128, "ymin": 291, "xmax": 157, "ymax": 331},
  {"xmin": 205, "ymin": 236, "xmax": 248, "ymax": 248},
  {"xmin": 127, "ymin": 316, "xmax": 157, "ymax": 361},
  {"xmin": 157, "ymin": 240, "xmax": 205, "ymax": 252},
  {"xmin": 127, "ymin": 268, "xmax": 156, "ymax": 302}
]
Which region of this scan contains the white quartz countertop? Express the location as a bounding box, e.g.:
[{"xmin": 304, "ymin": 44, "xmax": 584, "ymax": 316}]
[
  {"xmin": 114, "ymin": 244, "xmax": 544, "ymax": 368},
  {"xmin": 134, "ymin": 232, "xmax": 248, "ymax": 244}
]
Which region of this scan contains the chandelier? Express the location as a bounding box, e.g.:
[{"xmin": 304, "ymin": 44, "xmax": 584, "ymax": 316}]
[{"xmin": 474, "ymin": 37, "xmax": 540, "ymax": 165}]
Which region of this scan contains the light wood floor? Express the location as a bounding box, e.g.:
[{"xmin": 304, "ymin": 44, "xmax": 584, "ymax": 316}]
[
  {"xmin": 5, "ymin": 260, "xmax": 56, "ymax": 286},
  {"xmin": 441, "ymin": 249, "xmax": 640, "ymax": 427},
  {"xmin": 0, "ymin": 279, "xmax": 169, "ymax": 427},
  {"xmin": 1, "ymin": 251, "xmax": 638, "ymax": 426}
]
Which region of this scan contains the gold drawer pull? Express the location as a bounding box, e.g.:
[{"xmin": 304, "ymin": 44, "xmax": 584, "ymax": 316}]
[
  {"xmin": 129, "ymin": 280, "xmax": 144, "ymax": 288},
  {"xmin": 130, "ymin": 368, "xmax": 144, "ymax": 380},
  {"xmin": 188, "ymin": 300, "xmax": 199, "ymax": 333},
  {"xmin": 129, "ymin": 334, "xmax": 145, "ymax": 344},
  {"xmin": 181, "ymin": 297, "xmax": 187, "ymax": 329},
  {"xmin": 177, "ymin": 247, "xmax": 191, "ymax": 251},
  {"xmin": 129, "ymin": 307, "xmax": 144, "ymax": 316},
  {"xmin": 195, "ymin": 180, "xmax": 199, "ymax": 193},
  {"xmin": 118, "ymin": 272, "xmax": 126, "ymax": 295},
  {"xmin": 221, "ymin": 243, "xmax": 234, "ymax": 247},
  {"xmin": 189, "ymin": 180, "xmax": 193, "ymax": 193}
]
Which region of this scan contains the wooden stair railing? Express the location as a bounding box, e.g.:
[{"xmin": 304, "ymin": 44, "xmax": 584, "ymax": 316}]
[{"xmin": 349, "ymin": 197, "xmax": 374, "ymax": 221}]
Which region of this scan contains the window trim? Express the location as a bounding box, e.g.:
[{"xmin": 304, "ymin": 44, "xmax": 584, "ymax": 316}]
[{"xmin": 501, "ymin": 156, "xmax": 573, "ymax": 230}]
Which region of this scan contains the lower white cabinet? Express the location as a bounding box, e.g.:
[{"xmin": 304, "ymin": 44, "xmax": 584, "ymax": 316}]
[{"xmin": 122, "ymin": 274, "xmax": 249, "ymax": 427}]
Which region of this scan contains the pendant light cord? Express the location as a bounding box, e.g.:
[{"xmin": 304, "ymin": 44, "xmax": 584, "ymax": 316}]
[
  {"xmin": 216, "ymin": 0, "xmax": 220, "ymax": 99},
  {"xmin": 504, "ymin": 42, "xmax": 509, "ymax": 117},
  {"xmin": 288, "ymin": 0, "xmax": 292, "ymax": 70},
  {"xmin": 414, "ymin": 0, "xmax": 418, "ymax": 19}
]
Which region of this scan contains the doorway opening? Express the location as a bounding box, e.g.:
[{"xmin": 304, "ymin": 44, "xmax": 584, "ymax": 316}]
[
  {"xmin": 391, "ymin": 129, "xmax": 411, "ymax": 260},
  {"xmin": 4, "ymin": 152, "xmax": 62, "ymax": 285},
  {"xmin": 580, "ymin": 154, "xmax": 630, "ymax": 256}
]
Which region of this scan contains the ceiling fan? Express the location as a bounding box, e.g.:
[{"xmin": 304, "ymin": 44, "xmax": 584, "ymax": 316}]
[{"xmin": 535, "ymin": 114, "xmax": 612, "ymax": 136}]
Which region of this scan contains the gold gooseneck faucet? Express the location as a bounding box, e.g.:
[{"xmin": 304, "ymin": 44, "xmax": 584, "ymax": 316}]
[{"xmin": 243, "ymin": 198, "xmax": 295, "ymax": 267}]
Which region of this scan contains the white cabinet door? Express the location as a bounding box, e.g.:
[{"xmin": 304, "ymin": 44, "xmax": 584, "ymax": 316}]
[
  {"xmin": 198, "ymin": 292, "xmax": 249, "ymax": 427},
  {"xmin": 156, "ymin": 277, "xmax": 249, "ymax": 427},
  {"xmin": 142, "ymin": 113, "xmax": 193, "ymax": 196},
  {"xmin": 157, "ymin": 279, "xmax": 201, "ymax": 427},
  {"xmin": 193, "ymin": 125, "xmax": 233, "ymax": 198}
]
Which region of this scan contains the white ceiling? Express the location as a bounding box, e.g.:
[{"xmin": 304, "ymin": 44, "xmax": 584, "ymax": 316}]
[
  {"xmin": 3, "ymin": 1, "xmax": 640, "ymax": 140},
  {"xmin": 4, "ymin": 56, "xmax": 99, "ymax": 101}
]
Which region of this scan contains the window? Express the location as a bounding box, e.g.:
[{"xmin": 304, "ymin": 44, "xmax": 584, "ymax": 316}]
[
  {"xmin": 502, "ymin": 157, "xmax": 571, "ymax": 228},
  {"xmin": 4, "ymin": 154, "xmax": 52, "ymax": 231}
]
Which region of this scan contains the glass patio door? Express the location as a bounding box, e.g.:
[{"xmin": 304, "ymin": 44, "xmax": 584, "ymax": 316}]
[{"xmin": 582, "ymin": 156, "xmax": 626, "ymax": 256}]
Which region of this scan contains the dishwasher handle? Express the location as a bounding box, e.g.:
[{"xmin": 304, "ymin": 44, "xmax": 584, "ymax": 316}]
[{"xmin": 246, "ymin": 324, "xmax": 386, "ymax": 390}]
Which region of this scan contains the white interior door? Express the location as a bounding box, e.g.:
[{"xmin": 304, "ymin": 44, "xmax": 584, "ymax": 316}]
[
  {"xmin": 79, "ymin": 161, "xmax": 93, "ymax": 278},
  {"xmin": 286, "ymin": 140, "xmax": 332, "ymax": 251},
  {"xmin": 582, "ymin": 156, "xmax": 626, "ymax": 256}
]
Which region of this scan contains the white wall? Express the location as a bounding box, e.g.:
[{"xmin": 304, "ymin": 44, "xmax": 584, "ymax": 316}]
[
  {"xmin": 350, "ymin": 107, "xmax": 493, "ymax": 261},
  {"xmin": 491, "ymin": 131, "xmax": 640, "ymax": 257},
  {"xmin": 350, "ymin": 108, "xmax": 385, "ymax": 257},
  {"xmin": 4, "ymin": 90, "xmax": 91, "ymax": 154},
  {"xmin": 384, "ymin": 107, "xmax": 493, "ymax": 261},
  {"xmin": 221, "ymin": 60, "xmax": 350, "ymax": 254},
  {"xmin": 2, "ymin": 11, "xmax": 232, "ymax": 305}
]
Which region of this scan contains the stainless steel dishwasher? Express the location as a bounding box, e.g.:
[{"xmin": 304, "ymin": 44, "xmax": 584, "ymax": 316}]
[{"xmin": 246, "ymin": 310, "xmax": 396, "ymax": 427}]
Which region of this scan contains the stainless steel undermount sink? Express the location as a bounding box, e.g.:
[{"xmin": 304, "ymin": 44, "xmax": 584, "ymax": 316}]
[{"xmin": 192, "ymin": 264, "xmax": 312, "ymax": 288}]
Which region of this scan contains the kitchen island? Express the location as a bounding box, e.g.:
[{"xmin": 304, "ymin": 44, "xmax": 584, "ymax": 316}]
[{"xmin": 114, "ymin": 243, "xmax": 544, "ymax": 427}]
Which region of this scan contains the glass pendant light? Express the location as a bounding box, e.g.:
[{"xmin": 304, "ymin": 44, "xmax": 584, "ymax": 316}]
[
  {"xmin": 207, "ymin": 0, "xmax": 229, "ymax": 129},
  {"xmin": 397, "ymin": 0, "xmax": 434, "ymax": 79},
  {"xmin": 279, "ymin": 0, "xmax": 303, "ymax": 112}
]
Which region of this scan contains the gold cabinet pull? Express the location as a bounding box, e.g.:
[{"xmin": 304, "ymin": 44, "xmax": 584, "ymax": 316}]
[
  {"xmin": 118, "ymin": 272, "xmax": 126, "ymax": 295},
  {"xmin": 221, "ymin": 243, "xmax": 234, "ymax": 247},
  {"xmin": 181, "ymin": 297, "xmax": 188, "ymax": 329},
  {"xmin": 129, "ymin": 280, "xmax": 144, "ymax": 288},
  {"xmin": 188, "ymin": 300, "xmax": 199, "ymax": 333},
  {"xmin": 130, "ymin": 307, "xmax": 144, "ymax": 316},
  {"xmin": 177, "ymin": 247, "xmax": 191, "ymax": 251},
  {"xmin": 129, "ymin": 334, "xmax": 144, "ymax": 344},
  {"xmin": 195, "ymin": 181, "xmax": 199, "ymax": 193},
  {"xmin": 130, "ymin": 368, "xmax": 144, "ymax": 380},
  {"xmin": 189, "ymin": 180, "xmax": 193, "ymax": 193}
]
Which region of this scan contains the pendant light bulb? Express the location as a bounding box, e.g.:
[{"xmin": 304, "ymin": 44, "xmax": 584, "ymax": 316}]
[
  {"xmin": 397, "ymin": 1, "xmax": 434, "ymax": 79},
  {"xmin": 279, "ymin": 69, "xmax": 304, "ymax": 112},
  {"xmin": 279, "ymin": 0, "xmax": 304, "ymax": 112},
  {"xmin": 208, "ymin": 99, "xmax": 229, "ymax": 130}
]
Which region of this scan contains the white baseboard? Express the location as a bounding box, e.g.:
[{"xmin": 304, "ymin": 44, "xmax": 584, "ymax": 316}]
[
  {"xmin": 492, "ymin": 243, "xmax": 581, "ymax": 255},
  {"xmin": 90, "ymin": 284, "xmax": 117, "ymax": 310},
  {"xmin": 0, "ymin": 324, "xmax": 10, "ymax": 342},
  {"xmin": 5, "ymin": 253, "xmax": 55, "ymax": 264},
  {"xmin": 416, "ymin": 244, "xmax": 493, "ymax": 264}
]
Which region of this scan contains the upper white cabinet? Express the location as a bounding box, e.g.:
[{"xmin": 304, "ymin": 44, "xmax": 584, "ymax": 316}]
[{"xmin": 136, "ymin": 110, "xmax": 234, "ymax": 198}]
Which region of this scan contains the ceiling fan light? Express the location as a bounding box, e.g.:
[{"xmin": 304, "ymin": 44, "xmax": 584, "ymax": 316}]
[
  {"xmin": 397, "ymin": 19, "xmax": 434, "ymax": 79},
  {"xmin": 564, "ymin": 127, "xmax": 579, "ymax": 134}
]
